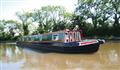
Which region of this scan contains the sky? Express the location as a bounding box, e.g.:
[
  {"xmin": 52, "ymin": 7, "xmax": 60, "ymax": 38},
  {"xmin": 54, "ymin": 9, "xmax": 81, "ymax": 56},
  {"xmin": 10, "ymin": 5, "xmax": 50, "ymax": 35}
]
[{"xmin": 0, "ymin": 0, "xmax": 78, "ymax": 20}]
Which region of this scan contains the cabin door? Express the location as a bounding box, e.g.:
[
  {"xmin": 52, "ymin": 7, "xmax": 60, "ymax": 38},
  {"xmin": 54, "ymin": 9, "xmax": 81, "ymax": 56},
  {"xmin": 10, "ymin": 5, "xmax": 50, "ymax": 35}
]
[
  {"xmin": 74, "ymin": 31, "xmax": 81, "ymax": 41},
  {"xmin": 77, "ymin": 32, "xmax": 81, "ymax": 41},
  {"xmin": 64, "ymin": 32, "xmax": 69, "ymax": 43},
  {"xmin": 69, "ymin": 32, "xmax": 73, "ymax": 42}
]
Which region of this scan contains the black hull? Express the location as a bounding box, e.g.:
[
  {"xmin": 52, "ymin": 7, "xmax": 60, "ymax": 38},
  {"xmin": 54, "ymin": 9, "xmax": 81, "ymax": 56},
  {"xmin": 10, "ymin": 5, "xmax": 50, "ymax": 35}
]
[{"xmin": 16, "ymin": 41, "xmax": 101, "ymax": 53}]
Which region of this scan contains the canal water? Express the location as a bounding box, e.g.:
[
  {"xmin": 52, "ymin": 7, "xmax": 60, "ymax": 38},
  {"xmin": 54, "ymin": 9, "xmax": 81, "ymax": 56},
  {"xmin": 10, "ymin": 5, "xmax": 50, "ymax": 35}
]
[{"xmin": 0, "ymin": 41, "xmax": 120, "ymax": 70}]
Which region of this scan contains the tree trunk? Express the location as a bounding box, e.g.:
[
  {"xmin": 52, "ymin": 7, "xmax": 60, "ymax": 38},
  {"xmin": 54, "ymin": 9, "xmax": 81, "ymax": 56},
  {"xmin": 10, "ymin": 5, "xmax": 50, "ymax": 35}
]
[{"xmin": 113, "ymin": 14, "xmax": 120, "ymax": 36}]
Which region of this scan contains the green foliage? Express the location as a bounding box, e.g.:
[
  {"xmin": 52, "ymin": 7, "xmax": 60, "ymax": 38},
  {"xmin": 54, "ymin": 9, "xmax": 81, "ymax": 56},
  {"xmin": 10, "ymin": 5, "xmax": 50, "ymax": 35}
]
[
  {"xmin": 32, "ymin": 5, "xmax": 72, "ymax": 33},
  {"xmin": 74, "ymin": 0, "xmax": 120, "ymax": 37},
  {"xmin": 16, "ymin": 11, "xmax": 32, "ymax": 36},
  {"xmin": 0, "ymin": 20, "xmax": 20, "ymax": 41}
]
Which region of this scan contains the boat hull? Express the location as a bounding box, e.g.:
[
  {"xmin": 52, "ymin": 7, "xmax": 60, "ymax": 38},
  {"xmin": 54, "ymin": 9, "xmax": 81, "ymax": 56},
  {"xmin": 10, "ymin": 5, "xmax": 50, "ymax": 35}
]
[{"xmin": 16, "ymin": 41, "xmax": 101, "ymax": 53}]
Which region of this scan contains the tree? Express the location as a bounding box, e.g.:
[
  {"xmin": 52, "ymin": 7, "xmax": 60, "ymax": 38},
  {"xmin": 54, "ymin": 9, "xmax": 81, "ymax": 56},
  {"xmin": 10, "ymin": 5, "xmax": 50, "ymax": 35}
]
[
  {"xmin": 109, "ymin": 0, "xmax": 120, "ymax": 36},
  {"xmin": 16, "ymin": 11, "xmax": 32, "ymax": 36},
  {"xmin": 0, "ymin": 20, "xmax": 20, "ymax": 40},
  {"xmin": 0, "ymin": 20, "xmax": 6, "ymax": 40},
  {"xmin": 0, "ymin": 20, "xmax": 5, "ymax": 31},
  {"xmin": 32, "ymin": 5, "xmax": 72, "ymax": 33},
  {"xmin": 74, "ymin": 0, "xmax": 120, "ymax": 37}
]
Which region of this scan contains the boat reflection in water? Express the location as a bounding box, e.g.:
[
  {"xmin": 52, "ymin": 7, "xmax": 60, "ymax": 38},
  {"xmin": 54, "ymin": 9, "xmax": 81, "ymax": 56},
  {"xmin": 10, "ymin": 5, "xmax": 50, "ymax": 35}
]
[{"xmin": 0, "ymin": 42, "xmax": 120, "ymax": 70}]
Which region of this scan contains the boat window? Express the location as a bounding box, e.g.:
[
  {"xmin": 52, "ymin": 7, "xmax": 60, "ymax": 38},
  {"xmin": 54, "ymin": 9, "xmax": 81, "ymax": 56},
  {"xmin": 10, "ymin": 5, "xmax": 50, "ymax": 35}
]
[
  {"xmin": 74, "ymin": 32, "xmax": 77, "ymax": 41},
  {"xmin": 74, "ymin": 32, "xmax": 76, "ymax": 40},
  {"xmin": 53, "ymin": 34, "xmax": 59, "ymax": 41},
  {"xmin": 34, "ymin": 36, "xmax": 39, "ymax": 41},
  {"xmin": 65, "ymin": 33, "xmax": 69, "ymax": 38},
  {"xmin": 59, "ymin": 33, "xmax": 64, "ymax": 40},
  {"xmin": 70, "ymin": 33, "xmax": 72, "ymax": 41},
  {"xmin": 78, "ymin": 32, "xmax": 81, "ymax": 41},
  {"xmin": 39, "ymin": 36, "xmax": 41, "ymax": 41}
]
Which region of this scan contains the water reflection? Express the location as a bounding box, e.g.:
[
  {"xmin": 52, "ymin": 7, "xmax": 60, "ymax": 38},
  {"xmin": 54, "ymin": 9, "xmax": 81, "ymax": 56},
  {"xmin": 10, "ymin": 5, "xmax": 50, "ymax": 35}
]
[
  {"xmin": 0, "ymin": 44, "xmax": 25, "ymax": 69},
  {"xmin": 108, "ymin": 50, "xmax": 118, "ymax": 64},
  {"xmin": 0, "ymin": 42, "xmax": 120, "ymax": 70}
]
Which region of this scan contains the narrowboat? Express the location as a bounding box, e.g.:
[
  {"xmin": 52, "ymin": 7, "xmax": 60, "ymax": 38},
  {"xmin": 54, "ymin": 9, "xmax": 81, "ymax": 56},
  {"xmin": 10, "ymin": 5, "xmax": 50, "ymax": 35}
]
[{"xmin": 16, "ymin": 29, "xmax": 105, "ymax": 53}]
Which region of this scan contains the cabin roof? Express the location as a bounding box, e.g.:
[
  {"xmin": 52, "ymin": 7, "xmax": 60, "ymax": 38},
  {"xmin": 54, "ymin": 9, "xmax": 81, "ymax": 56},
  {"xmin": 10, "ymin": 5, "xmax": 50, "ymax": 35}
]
[
  {"xmin": 42, "ymin": 29, "xmax": 81, "ymax": 35},
  {"xmin": 24, "ymin": 29, "xmax": 81, "ymax": 37}
]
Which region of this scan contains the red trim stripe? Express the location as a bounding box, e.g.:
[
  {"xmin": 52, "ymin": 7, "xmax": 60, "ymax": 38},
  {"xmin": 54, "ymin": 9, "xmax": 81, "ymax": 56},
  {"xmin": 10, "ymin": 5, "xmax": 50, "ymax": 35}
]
[{"xmin": 80, "ymin": 41, "xmax": 97, "ymax": 45}]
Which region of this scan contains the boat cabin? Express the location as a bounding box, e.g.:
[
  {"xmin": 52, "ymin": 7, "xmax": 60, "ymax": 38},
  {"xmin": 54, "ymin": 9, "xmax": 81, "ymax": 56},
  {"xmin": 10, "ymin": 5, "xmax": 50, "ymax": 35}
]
[{"xmin": 20, "ymin": 29, "xmax": 82, "ymax": 43}]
